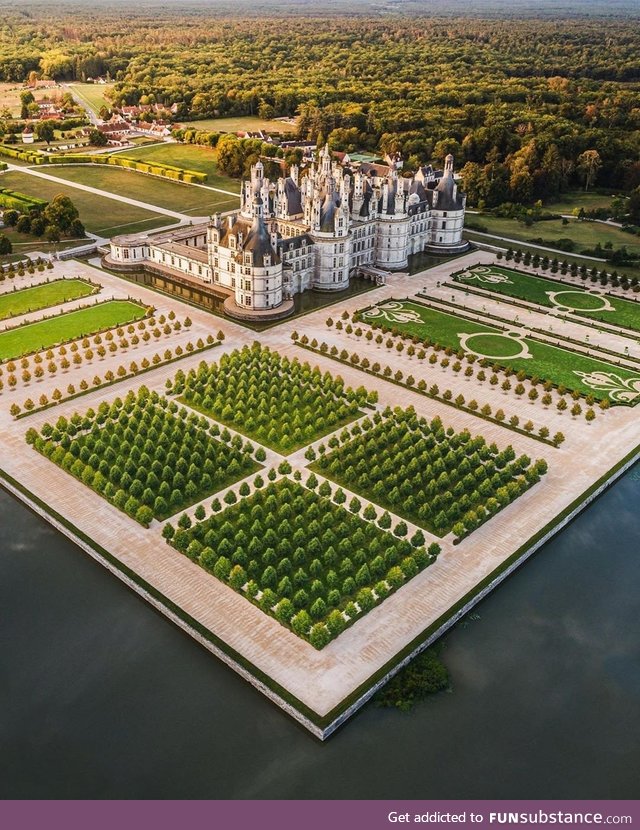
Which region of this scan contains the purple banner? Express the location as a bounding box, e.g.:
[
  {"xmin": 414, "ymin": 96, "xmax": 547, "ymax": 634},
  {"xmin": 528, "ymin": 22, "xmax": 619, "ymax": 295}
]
[{"xmin": 1, "ymin": 801, "xmax": 638, "ymax": 830}]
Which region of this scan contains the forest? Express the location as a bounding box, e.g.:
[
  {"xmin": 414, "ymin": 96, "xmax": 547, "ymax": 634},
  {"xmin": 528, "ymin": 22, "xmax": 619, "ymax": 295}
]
[{"xmin": 0, "ymin": 6, "xmax": 639, "ymax": 196}]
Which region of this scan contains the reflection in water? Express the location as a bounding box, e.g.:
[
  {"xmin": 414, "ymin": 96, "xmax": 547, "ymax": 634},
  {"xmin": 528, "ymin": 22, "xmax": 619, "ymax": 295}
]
[{"xmin": 1, "ymin": 466, "xmax": 639, "ymax": 799}]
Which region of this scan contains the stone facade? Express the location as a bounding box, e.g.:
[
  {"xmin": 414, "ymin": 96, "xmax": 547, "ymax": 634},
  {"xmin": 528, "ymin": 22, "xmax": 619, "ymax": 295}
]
[{"xmin": 106, "ymin": 145, "xmax": 467, "ymax": 321}]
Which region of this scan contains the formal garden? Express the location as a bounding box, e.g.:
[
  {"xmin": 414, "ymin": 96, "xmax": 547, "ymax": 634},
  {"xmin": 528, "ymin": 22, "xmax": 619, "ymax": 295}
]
[
  {"xmin": 165, "ymin": 478, "xmax": 440, "ymax": 649},
  {"xmin": 358, "ymin": 299, "xmax": 640, "ymax": 404},
  {"xmin": 170, "ymin": 343, "xmax": 376, "ymax": 453},
  {"xmin": 25, "ymin": 386, "xmax": 260, "ymax": 525},
  {"xmin": 0, "ymin": 278, "xmax": 98, "ymax": 321},
  {"xmin": 311, "ymin": 407, "xmax": 547, "ymax": 538},
  {"xmin": 0, "ymin": 299, "xmax": 148, "ymax": 361},
  {"xmin": 455, "ymin": 264, "xmax": 640, "ymax": 332}
]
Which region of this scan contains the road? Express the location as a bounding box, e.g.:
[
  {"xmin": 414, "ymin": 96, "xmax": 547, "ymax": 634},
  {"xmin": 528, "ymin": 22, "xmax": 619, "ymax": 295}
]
[{"xmin": 2, "ymin": 162, "xmax": 194, "ymax": 224}]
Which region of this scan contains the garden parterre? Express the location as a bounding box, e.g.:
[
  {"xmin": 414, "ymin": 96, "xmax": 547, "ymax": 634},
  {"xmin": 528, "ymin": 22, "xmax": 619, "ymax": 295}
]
[
  {"xmin": 0, "ymin": 299, "xmax": 148, "ymax": 361},
  {"xmin": 172, "ymin": 342, "xmax": 374, "ymax": 453},
  {"xmin": 166, "ymin": 478, "xmax": 440, "ymax": 649},
  {"xmin": 456, "ymin": 264, "xmax": 640, "ymax": 332},
  {"xmin": 0, "ymin": 278, "xmax": 97, "ymax": 321},
  {"xmin": 358, "ymin": 299, "xmax": 640, "ymax": 405},
  {"xmin": 26, "ymin": 386, "xmax": 261, "ymax": 524},
  {"xmin": 312, "ymin": 407, "xmax": 547, "ymax": 538}
]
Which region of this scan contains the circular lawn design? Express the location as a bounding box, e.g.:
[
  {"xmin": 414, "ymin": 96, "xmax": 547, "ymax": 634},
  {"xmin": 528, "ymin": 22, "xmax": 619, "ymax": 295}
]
[
  {"xmin": 457, "ymin": 329, "xmax": 532, "ymax": 360},
  {"xmin": 546, "ymin": 290, "xmax": 614, "ymax": 313}
]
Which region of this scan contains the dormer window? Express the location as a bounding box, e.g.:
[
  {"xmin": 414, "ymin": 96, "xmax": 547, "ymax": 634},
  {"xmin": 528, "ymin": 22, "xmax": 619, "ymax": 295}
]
[
  {"xmin": 245, "ymin": 254, "xmax": 251, "ymax": 265},
  {"xmin": 230, "ymin": 237, "xmax": 236, "ymax": 249},
  {"xmin": 264, "ymin": 255, "xmax": 271, "ymax": 266}
]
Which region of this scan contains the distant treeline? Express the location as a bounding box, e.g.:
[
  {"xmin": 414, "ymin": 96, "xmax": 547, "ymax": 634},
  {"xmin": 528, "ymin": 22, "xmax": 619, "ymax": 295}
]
[{"xmin": 0, "ymin": 11, "xmax": 638, "ymax": 194}]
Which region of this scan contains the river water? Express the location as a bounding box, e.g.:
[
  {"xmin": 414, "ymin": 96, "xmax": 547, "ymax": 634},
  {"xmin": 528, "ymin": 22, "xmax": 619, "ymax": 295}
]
[{"xmin": 1, "ymin": 466, "xmax": 639, "ymax": 799}]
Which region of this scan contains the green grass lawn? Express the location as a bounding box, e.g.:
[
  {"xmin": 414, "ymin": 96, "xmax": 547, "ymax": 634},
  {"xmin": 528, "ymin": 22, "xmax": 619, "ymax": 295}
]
[
  {"xmin": 0, "ymin": 278, "xmax": 97, "ymax": 320},
  {"xmin": 464, "ymin": 230, "xmax": 640, "ymax": 285},
  {"xmin": 115, "ymin": 143, "xmax": 241, "ymax": 192},
  {"xmin": 457, "ymin": 264, "xmax": 640, "ymax": 332},
  {"xmin": 0, "ymin": 171, "xmax": 169, "ymax": 237},
  {"xmin": 543, "ymin": 190, "xmax": 617, "ymax": 215},
  {"xmin": 359, "ymin": 299, "xmax": 640, "ymax": 404},
  {"xmin": 0, "ymin": 299, "xmax": 147, "ymax": 360},
  {"xmin": 182, "ymin": 116, "xmax": 298, "ymax": 134},
  {"xmin": 40, "ymin": 165, "xmax": 241, "ymax": 217},
  {"xmin": 472, "ymin": 213, "xmax": 640, "ymax": 257},
  {"xmin": 66, "ymin": 83, "xmax": 115, "ymax": 116}
]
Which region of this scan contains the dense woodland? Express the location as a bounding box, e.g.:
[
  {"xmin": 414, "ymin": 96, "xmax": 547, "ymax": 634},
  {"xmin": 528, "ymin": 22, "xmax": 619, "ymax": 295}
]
[{"xmin": 0, "ymin": 7, "xmax": 639, "ymax": 198}]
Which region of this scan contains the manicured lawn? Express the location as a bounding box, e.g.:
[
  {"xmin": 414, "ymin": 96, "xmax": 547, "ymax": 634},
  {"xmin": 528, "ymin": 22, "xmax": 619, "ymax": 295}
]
[
  {"xmin": 0, "ymin": 278, "xmax": 97, "ymax": 320},
  {"xmin": 359, "ymin": 299, "xmax": 640, "ymax": 404},
  {"xmin": 29, "ymin": 387, "xmax": 260, "ymax": 523},
  {"xmin": 0, "ymin": 299, "xmax": 147, "ymax": 360},
  {"xmin": 457, "ymin": 264, "xmax": 640, "ymax": 332},
  {"xmin": 473, "ymin": 213, "xmax": 640, "ymax": 257},
  {"xmin": 464, "ymin": 230, "xmax": 640, "ymax": 284},
  {"xmin": 41, "ymin": 165, "xmax": 240, "ymax": 217},
  {"xmin": 169, "ymin": 478, "xmax": 435, "ymax": 648},
  {"xmin": 0, "ymin": 171, "xmax": 169, "ymax": 237},
  {"xmin": 66, "ymin": 83, "xmax": 115, "ymax": 116},
  {"xmin": 183, "ymin": 116, "xmax": 297, "ymax": 134},
  {"xmin": 173, "ymin": 343, "xmax": 368, "ymax": 453},
  {"xmin": 312, "ymin": 408, "xmax": 545, "ymax": 537},
  {"xmin": 116, "ymin": 143, "xmax": 241, "ymax": 192}
]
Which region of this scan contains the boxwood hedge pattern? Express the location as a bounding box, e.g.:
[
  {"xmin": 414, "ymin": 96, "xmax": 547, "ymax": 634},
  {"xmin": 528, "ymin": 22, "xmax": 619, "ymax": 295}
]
[
  {"xmin": 167, "ymin": 479, "xmax": 440, "ymax": 649},
  {"xmin": 170, "ymin": 343, "xmax": 369, "ymax": 453},
  {"xmin": 312, "ymin": 407, "xmax": 547, "ymax": 538},
  {"xmin": 26, "ymin": 386, "xmax": 261, "ymax": 525}
]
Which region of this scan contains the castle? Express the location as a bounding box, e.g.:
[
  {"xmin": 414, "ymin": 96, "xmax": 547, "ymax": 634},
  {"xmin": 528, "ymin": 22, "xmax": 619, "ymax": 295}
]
[{"xmin": 106, "ymin": 145, "xmax": 467, "ymax": 321}]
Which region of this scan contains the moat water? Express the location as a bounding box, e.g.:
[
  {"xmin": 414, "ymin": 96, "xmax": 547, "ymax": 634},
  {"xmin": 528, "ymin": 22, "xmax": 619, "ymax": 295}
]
[{"xmin": 1, "ymin": 465, "xmax": 639, "ymax": 799}]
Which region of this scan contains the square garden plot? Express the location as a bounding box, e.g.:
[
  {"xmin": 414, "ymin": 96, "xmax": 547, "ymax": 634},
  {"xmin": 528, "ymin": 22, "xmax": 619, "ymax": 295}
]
[
  {"xmin": 312, "ymin": 407, "xmax": 548, "ymax": 538},
  {"xmin": 170, "ymin": 342, "xmax": 373, "ymax": 453},
  {"xmin": 26, "ymin": 386, "xmax": 261, "ymax": 525},
  {"xmin": 166, "ymin": 478, "xmax": 439, "ymax": 649}
]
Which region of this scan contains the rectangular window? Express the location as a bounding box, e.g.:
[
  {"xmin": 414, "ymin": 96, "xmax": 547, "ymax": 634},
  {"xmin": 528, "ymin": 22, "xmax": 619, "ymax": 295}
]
[{"xmin": 231, "ymin": 277, "xmax": 236, "ymax": 288}]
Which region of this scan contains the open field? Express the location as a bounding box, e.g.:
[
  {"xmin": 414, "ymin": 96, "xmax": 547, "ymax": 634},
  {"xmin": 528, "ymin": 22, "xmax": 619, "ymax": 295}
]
[
  {"xmin": 39, "ymin": 166, "xmax": 240, "ymax": 216},
  {"xmin": 180, "ymin": 116, "xmax": 297, "ymax": 134},
  {"xmin": 359, "ymin": 298, "xmax": 640, "ymax": 403},
  {"xmin": 65, "ymin": 83, "xmax": 114, "ymax": 116},
  {"xmin": 457, "ymin": 264, "xmax": 640, "ymax": 332},
  {"xmin": 0, "ymin": 82, "xmax": 64, "ymax": 118},
  {"xmin": 544, "ymin": 190, "xmax": 617, "ymax": 215},
  {"xmin": 0, "ymin": 225, "xmax": 86, "ymax": 261},
  {"xmin": 0, "ymin": 278, "xmax": 96, "ymax": 320},
  {"xmin": 473, "ymin": 213, "xmax": 640, "ymax": 257},
  {"xmin": 0, "ymin": 299, "xmax": 146, "ymax": 361},
  {"xmin": 115, "ymin": 143, "xmax": 241, "ymax": 192},
  {"xmin": 0, "ymin": 171, "xmax": 170, "ymax": 237}
]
